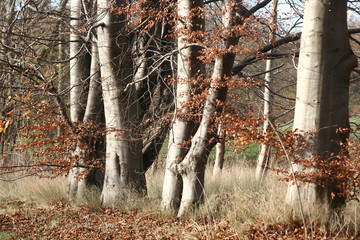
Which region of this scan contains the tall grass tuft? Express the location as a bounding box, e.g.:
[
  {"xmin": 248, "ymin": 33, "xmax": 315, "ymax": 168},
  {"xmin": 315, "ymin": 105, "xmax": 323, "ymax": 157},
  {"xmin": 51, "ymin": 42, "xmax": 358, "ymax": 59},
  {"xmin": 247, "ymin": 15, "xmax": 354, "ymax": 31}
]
[
  {"xmin": 0, "ymin": 177, "xmax": 66, "ymax": 204},
  {"xmin": 195, "ymin": 162, "xmax": 292, "ymax": 232}
]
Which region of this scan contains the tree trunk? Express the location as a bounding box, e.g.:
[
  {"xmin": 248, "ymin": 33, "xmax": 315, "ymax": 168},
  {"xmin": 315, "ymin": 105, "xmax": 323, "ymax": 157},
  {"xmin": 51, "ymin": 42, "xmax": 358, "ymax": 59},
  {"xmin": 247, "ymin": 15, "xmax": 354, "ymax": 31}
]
[
  {"xmin": 285, "ymin": 0, "xmax": 357, "ymax": 215},
  {"xmin": 0, "ymin": 0, "xmax": 16, "ymax": 157},
  {"xmin": 255, "ymin": 0, "xmax": 278, "ymax": 180},
  {"xmin": 97, "ymin": 0, "xmax": 145, "ymax": 207},
  {"xmin": 67, "ymin": 0, "xmax": 92, "ymax": 201},
  {"xmin": 175, "ymin": 0, "xmax": 243, "ymax": 217},
  {"xmin": 57, "ymin": 23, "xmax": 65, "ymax": 137},
  {"xmin": 176, "ymin": 51, "xmax": 235, "ymax": 218},
  {"xmin": 69, "ymin": 0, "xmax": 89, "ymax": 122},
  {"xmin": 76, "ymin": 40, "xmax": 105, "ymax": 199},
  {"xmin": 1, "ymin": 0, "xmax": 16, "ymax": 61},
  {"xmin": 213, "ymin": 123, "xmax": 225, "ymax": 176},
  {"xmin": 161, "ymin": 0, "xmax": 204, "ymax": 212}
]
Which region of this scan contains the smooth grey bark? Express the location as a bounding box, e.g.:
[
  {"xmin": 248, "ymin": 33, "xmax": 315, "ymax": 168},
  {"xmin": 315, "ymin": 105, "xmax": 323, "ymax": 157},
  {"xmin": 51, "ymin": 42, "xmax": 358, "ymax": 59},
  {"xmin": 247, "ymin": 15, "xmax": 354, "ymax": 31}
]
[
  {"xmin": 76, "ymin": 40, "xmax": 105, "ymax": 199},
  {"xmin": 161, "ymin": 0, "xmax": 204, "ymax": 212},
  {"xmin": 67, "ymin": 0, "xmax": 89, "ymax": 201},
  {"xmin": 174, "ymin": 0, "xmax": 244, "ymax": 217},
  {"xmin": 285, "ymin": 0, "xmax": 357, "ymax": 215},
  {"xmin": 255, "ymin": 0, "xmax": 278, "ymax": 180},
  {"xmin": 83, "ymin": 42, "xmax": 103, "ymax": 124},
  {"xmin": 213, "ymin": 123, "xmax": 225, "ymax": 176},
  {"xmin": 69, "ymin": 0, "xmax": 90, "ymax": 122},
  {"xmin": 97, "ymin": 0, "xmax": 145, "ymax": 207},
  {"xmin": 67, "ymin": 0, "xmax": 96, "ymax": 201},
  {"xmin": 134, "ymin": 34, "xmax": 147, "ymax": 93}
]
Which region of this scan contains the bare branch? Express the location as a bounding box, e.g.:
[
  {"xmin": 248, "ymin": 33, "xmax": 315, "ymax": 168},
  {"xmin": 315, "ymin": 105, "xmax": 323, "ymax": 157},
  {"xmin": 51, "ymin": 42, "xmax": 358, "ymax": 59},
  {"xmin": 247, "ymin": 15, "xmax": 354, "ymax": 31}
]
[{"xmin": 245, "ymin": 0, "xmax": 272, "ymax": 18}]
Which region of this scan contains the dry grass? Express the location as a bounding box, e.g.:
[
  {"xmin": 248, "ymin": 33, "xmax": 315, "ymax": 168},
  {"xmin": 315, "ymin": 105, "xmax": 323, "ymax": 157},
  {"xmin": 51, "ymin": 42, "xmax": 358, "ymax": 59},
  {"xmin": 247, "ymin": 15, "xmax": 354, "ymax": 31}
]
[
  {"xmin": 203, "ymin": 165, "xmax": 290, "ymax": 224},
  {"xmin": 0, "ymin": 177, "xmax": 66, "ymax": 204},
  {"xmin": 1, "ymin": 162, "xmax": 360, "ymax": 237}
]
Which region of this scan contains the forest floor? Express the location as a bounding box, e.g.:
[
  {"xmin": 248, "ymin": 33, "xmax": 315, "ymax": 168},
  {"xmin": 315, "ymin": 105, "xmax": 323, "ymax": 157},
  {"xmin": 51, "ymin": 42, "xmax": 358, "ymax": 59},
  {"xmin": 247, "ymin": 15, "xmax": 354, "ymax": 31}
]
[
  {"xmin": 0, "ymin": 199, "xmax": 349, "ymax": 239},
  {"xmin": 1, "ymin": 164, "xmax": 360, "ymax": 239}
]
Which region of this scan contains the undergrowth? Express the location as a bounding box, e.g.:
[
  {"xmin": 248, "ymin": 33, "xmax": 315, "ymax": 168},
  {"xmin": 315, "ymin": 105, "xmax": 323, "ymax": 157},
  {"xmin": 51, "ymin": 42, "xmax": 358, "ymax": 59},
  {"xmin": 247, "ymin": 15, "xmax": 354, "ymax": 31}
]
[{"xmin": 1, "ymin": 162, "xmax": 360, "ymax": 238}]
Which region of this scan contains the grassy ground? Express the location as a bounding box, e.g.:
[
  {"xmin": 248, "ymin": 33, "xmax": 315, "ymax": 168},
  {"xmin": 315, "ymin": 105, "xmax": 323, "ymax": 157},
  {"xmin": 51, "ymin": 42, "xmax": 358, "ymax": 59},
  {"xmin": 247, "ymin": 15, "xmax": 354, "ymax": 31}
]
[
  {"xmin": 2, "ymin": 119, "xmax": 360, "ymax": 238},
  {"xmin": 1, "ymin": 163, "xmax": 360, "ymax": 239}
]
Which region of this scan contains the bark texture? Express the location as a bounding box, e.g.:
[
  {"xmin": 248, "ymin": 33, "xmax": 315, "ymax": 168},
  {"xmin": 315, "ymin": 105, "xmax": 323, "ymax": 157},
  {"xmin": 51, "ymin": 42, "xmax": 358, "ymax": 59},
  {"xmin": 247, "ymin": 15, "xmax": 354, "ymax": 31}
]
[
  {"xmin": 67, "ymin": 39, "xmax": 104, "ymax": 201},
  {"xmin": 174, "ymin": 0, "xmax": 244, "ymax": 217},
  {"xmin": 69, "ymin": 0, "xmax": 90, "ymax": 122},
  {"xmin": 76, "ymin": 41, "xmax": 105, "ymax": 199},
  {"xmin": 213, "ymin": 123, "xmax": 225, "ymax": 176},
  {"xmin": 67, "ymin": 0, "xmax": 96, "ymax": 201},
  {"xmin": 255, "ymin": 0, "xmax": 278, "ymax": 180},
  {"xmin": 161, "ymin": 0, "xmax": 204, "ymax": 212},
  {"xmin": 97, "ymin": 0, "xmax": 145, "ymax": 207},
  {"xmin": 285, "ymin": 0, "xmax": 357, "ymax": 215}
]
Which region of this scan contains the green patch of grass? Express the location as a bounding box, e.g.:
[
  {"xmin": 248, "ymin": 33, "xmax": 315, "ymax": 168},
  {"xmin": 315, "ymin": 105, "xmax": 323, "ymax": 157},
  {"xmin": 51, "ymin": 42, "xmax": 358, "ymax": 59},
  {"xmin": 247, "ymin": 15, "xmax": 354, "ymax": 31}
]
[
  {"xmin": 350, "ymin": 117, "xmax": 360, "ymax": 141},
  {"xmin": 208, "ymin": 142, "xmax": 259, "ymax": 163},
  {"xmin": 160, "ymin": 134, "xmax": 260, "ymax": 164},
  {"xmin": 0, "ymin": 231, "xmax": 16, "ymax": 240}
]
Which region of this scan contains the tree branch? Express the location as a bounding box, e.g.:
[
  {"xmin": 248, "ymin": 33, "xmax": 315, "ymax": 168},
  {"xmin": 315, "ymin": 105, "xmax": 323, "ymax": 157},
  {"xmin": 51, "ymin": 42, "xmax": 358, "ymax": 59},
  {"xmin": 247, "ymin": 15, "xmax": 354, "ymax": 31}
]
[
  {"xmin": 245, "ymin": 0, "xmax": 272, "ymax": 18},
  {"xmin": 349, "ymin": 28, "xmax": 360, "ymax": 34},
  {"xmin": 232, "ymin": 28, "xmax": 360, "ymax": 75}
]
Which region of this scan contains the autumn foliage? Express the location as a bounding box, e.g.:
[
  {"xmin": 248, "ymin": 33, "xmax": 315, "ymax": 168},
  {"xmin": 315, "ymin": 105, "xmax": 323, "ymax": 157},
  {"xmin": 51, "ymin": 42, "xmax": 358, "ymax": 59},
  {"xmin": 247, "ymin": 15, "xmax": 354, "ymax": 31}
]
[{"xmin": 1, "ymin": 0, "xmax": 360, "ymax": 237}]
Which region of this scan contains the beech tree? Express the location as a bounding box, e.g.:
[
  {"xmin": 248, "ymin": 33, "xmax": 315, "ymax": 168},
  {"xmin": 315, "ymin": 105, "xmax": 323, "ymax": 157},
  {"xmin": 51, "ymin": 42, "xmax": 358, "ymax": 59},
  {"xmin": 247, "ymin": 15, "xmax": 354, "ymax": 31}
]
[
  {"xmin": 285, "ymin": 0, "xmax": 358, "ymax": 215},
  {"xmin": 161, "ymin": 0, "xmax": 204, "ymax": 212},
  {"xmin": 67, "ymin": 32, "xmax": 105, "ymax": 201},
  {"xmin": 213, "ymin": 123, "xmax": 225, "ymax": 176},
  {"xmin": 96, "ymin": 0, "xmax": 146, "ymax": 207},
  {"xmin": 255, "ymin": 0, "xmax": 278, "ymax": 180},
  {"xmin": 67, "ymin": 0, "xmax": 92, "ymax": 200},
  {"xmin": 66, "ymin": 0, "xmax": 175, "ymax": 202},
  {"xmin": 0, "ymin": 0, "xmax": 16, "ymax": 158},
  {"xmin": 174, "ymin": 0, "xmax": 240, "ymax": 216},
  {"xmin": 2, "ymin": 1, "xmax": 360, "ymax": 228},
  {"xmin": 162, "ymin": 0, "xmax": 273, "ymax": 217},
  {"xmin": 0, "ymin": 0, "xmax": 175, "ymax": 203}
]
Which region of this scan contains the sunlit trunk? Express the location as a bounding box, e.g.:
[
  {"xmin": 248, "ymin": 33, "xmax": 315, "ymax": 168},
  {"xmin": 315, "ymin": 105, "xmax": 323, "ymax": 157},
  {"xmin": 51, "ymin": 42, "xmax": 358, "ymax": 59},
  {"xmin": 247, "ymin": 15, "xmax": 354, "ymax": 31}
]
[
  {"xmin": 69, "ymin": 0, "xmax": 89, "ymax": 122},
  {"xmin": 161, "ymin": 0, "xmax": 204, "ymax": 212},
  {"xmin": 176, "ymin": 0, "xmax": 242, "ymax": 217},
  {"xmin": 97, "ymin": 0, "xmax": 145, "ymax": 207},
  {"xmin": 285, "ymin": 0, "xmax": 357, "ymax": 215},
  {"xmin": 213, "ymin": 123, "xmax": 225, "ymax": 176},
  {"xmin": 255, "ymin": 0, "xmax": 278, "ymax": 180},
  {"xmin": 76, "ymin": 40, "xmax": 104, "ymax": 198},
  {"xmin": 67, "ymin": 0, "xmax": 91, "ymax": 201}
]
